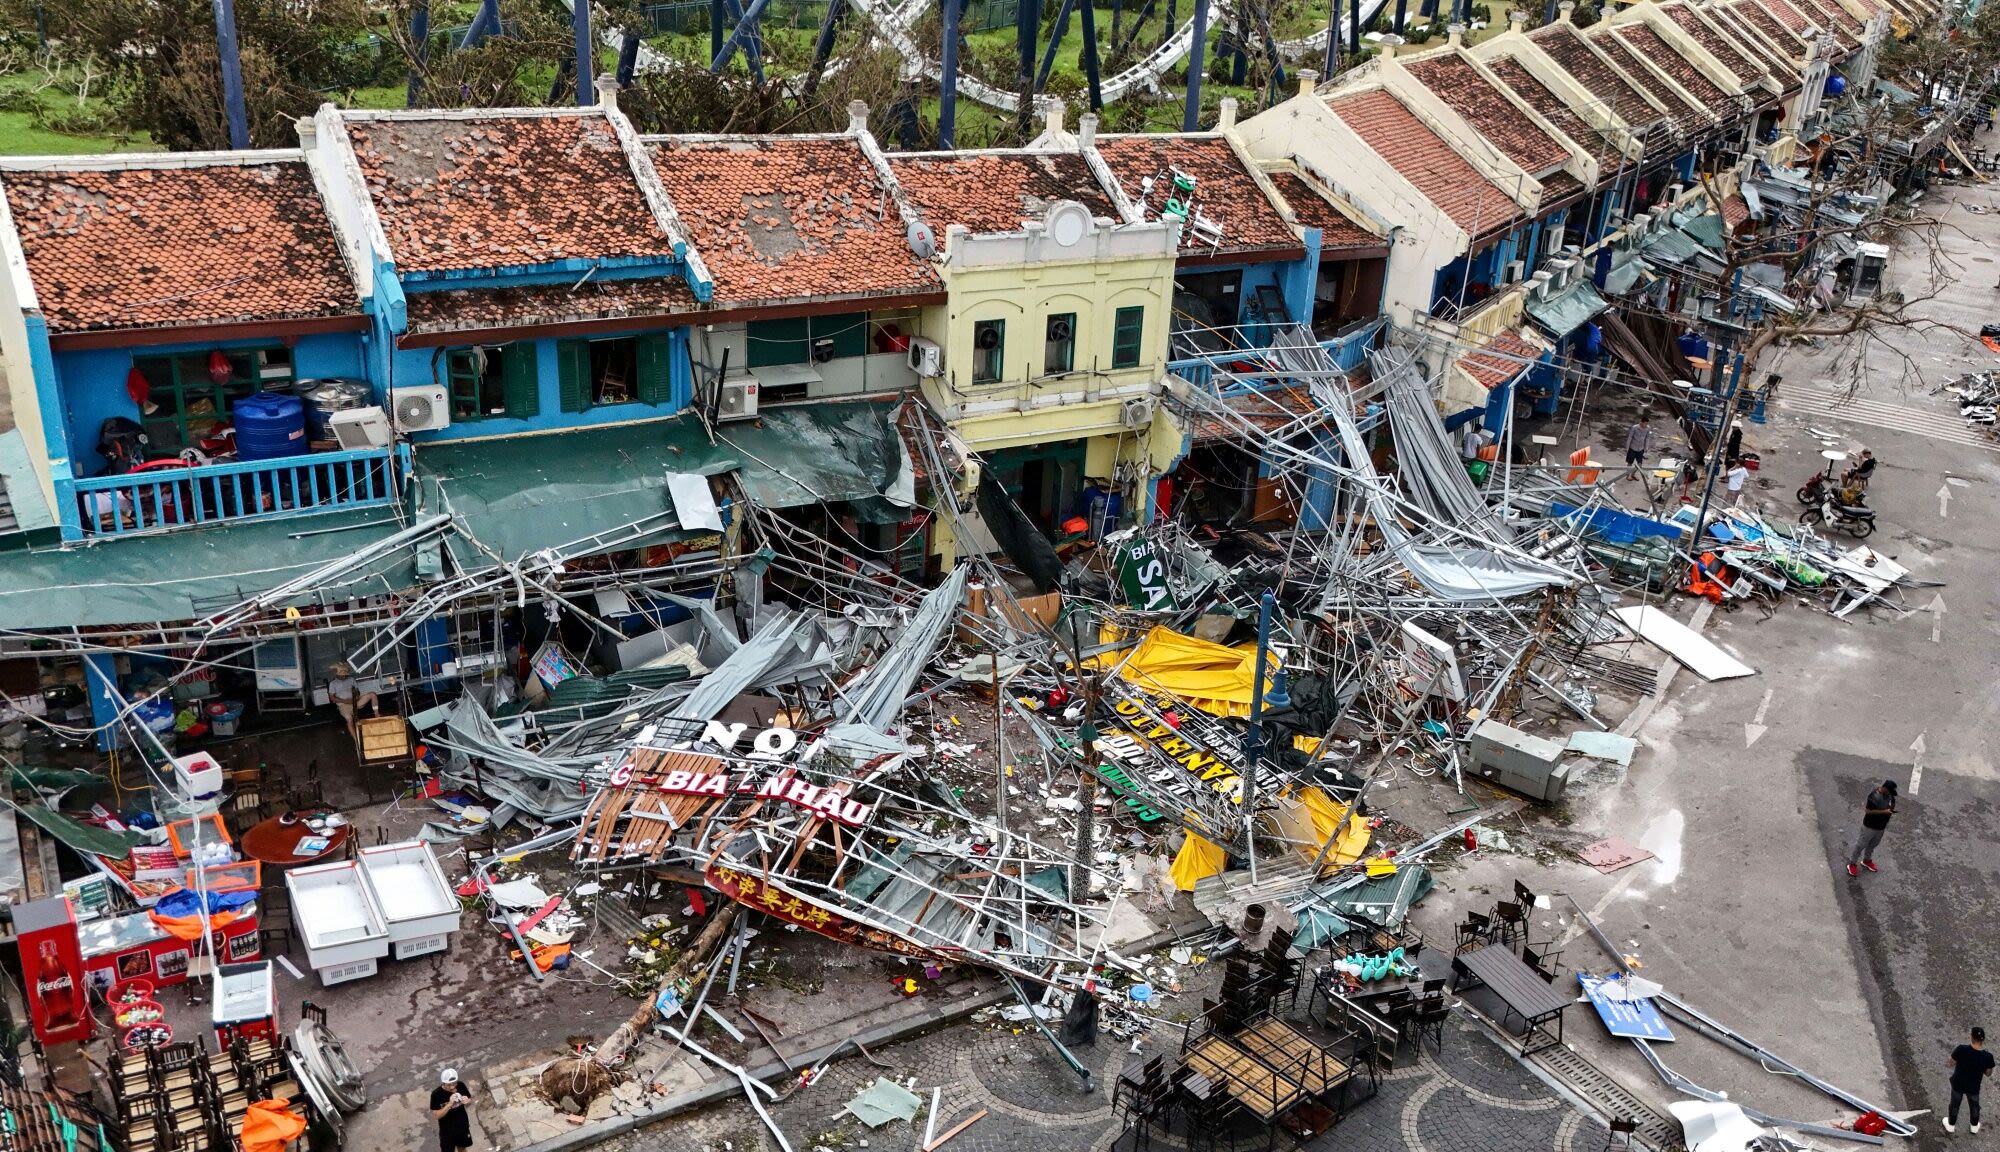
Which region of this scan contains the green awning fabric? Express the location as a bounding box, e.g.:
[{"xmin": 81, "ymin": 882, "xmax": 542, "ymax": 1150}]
[
  {"xmin": 0, "ymin": 507, "xmax": 416, "ymax": 631},
  {"xmin": 9, "ymin": 801, "xmax": 143, "ymax": 858},
  {"xmin": 413, "ymin": 402, "xmax": 914, "ymax": 560},
  {"xmin": 1678, "ymin": 213, "xmax": 1727, "ymax": 252},
  {"xmin": 1524, "ymin": 277, "xmax": 1610, "ymax": 337}
]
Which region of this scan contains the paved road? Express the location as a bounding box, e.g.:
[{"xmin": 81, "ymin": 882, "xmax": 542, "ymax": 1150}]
[{"xmin": 594, "ymin": 1012, "xmax": 1600, "ymax": 1152}]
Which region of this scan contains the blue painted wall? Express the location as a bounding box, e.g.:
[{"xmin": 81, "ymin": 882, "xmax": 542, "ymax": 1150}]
[
  {"xmin": 55, "ymin": 331, "xmax": 368, "ymax": 477},
  {"xmin": 390, "ymin": 325, "xmax": 693, "ymax": 443}
]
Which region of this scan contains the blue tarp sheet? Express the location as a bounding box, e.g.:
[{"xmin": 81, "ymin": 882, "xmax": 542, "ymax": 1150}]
[{"xmin": 1551, "ymin": 502, "xmax": 1680, "ymax": 546}]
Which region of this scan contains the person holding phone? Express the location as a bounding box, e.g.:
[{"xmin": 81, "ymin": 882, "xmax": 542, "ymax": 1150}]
[{"xmin": 431, "ymin": 1068, "xmax": 474, "ymax": 1152}]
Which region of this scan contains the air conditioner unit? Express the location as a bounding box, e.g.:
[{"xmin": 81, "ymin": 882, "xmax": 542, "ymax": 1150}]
[
  {"xmin": 1121, "ymin": 397, "xmax": 1155, "ymax": 428},
  {"xmin": 907, "ymin": 337, "xmax": 944, "ymax": 377},
  {"xmin": 390, "ymin": 386, "xmax": 451, "ymax": 433},
  {"xmin": 717, "ymin": 377, "xmax": 759, "ymax": 422},
  {"xmin": 1503, "ymin": 260, "xmax": 1526, "ymax": 284},
  {"xmin": 329, "ymin": 405, "xmax": 392, "ymax": 450}
]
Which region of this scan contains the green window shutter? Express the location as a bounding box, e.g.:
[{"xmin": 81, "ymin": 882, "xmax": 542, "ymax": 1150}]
[
  {"xmin": 556, "ymin": 340, "xmax": 589, "ymax": 413},
  {"xmin": 635, "ymin": 333, "xmax": 672, "ymax": 405},
  {"xmin": 820, "ymin": 313, "xmax": 867, "ymax": 360},
  {"xmin": 502, "ymin": 343, "xmax": 539, "ymax": 418},
  {"xmin": 746, "ymin": 317, "xmax": 809, "ymax": 368},
  {"xmin": 1112, "ymin": 307, "xmax": 1144, "ymax": 369}
]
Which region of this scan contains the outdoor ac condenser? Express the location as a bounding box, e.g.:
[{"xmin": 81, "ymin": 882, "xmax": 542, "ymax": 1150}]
[
  {"xmin": 717, "ymin": 377, "xmax": 759, "ymax": 422},
  {"xmin": 390, "ymin": 386, "xmax": 451, "ymax": 433},
  {"xmin": 329, "ymin": 406, "xmax": 392, "ymax": 450},
  {"xmin": 907, "ymin": 337, "xmax": 944, "ymax": 378},
  {"xmin": 1468, "ymin": 719, "xmax": 1573, "ymax": 804}
]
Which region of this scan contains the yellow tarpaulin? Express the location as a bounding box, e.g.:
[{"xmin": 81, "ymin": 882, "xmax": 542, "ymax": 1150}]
[
  {"xmin": 1297, "ymin": 786, "xmax": 1371, "ymax": 872},
  {"xmin": 1946, "ymin": 137, "xmax": 1990, "ymax": 182},
  {"xmin": 1113, "ymin": 626, "xmax": 1278, "ymax": 718},
  {"xmin": 1170, "ymin": 832, "xmax": 1229, "ymax": 891}
]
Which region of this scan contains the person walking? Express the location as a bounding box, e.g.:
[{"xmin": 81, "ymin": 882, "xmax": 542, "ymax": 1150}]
[
  {"xmin": 1946, "ymin": 1027, "xmax": 1993, "ymax": 1133},
  {"xmin": 432, "ymin": 1068, "xmax": 476, "ymax": 1152},
  {"xmin": 1624, "ymin": 415, "xmax": 1653, "ymax": 479},
  {"xmin": 1846, "ymin": 779, "xmax": 1897, "ymax": 877}
]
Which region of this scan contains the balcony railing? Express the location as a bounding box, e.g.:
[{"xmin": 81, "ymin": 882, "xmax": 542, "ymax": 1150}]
[{"xmin": 69, "ymin": 446, "xmax": 402, "ymax": 539}]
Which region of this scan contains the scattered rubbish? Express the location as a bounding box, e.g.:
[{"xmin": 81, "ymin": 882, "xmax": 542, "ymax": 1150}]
[
  {"xmin": 923, "ymin": 1107, "xmax": 988, "ymax": 1150},
  {"xmin": 841, "ymin": 1077, "xmax": 923, "ymax": 1127}
]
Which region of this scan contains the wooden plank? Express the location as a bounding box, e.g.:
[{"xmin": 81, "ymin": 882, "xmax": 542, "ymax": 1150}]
[{"xmin": 923, "ymin": 1107, "xmax": 987, "ymax": 1150}]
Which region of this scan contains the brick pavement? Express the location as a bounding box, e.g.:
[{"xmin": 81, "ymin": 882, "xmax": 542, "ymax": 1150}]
[{"xmin": 590, "ymin": 1012, "xmax": 1604, "ymax": 1152}]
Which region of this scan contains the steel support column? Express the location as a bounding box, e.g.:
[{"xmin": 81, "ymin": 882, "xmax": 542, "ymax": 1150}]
[
  {"xmin": 940, "ymin": 0, "xmax": 962, "ymax": 147},
  {"xmin": 572, "ymin": 0, "xmax": 593, "ymax": 104},
  {"xmin": 1183, "ymin": 0, "xmax": 1208, "ymax": 130},
  {"xmin": 211, "ymin": 0, "xmax": 250, "ymax": 149},
  {"xmin": 407, "ymin": 2, "xmax": 430, "ymax": 105},
  {"xmin": 1078, "ymin": 0, "xmax": 1104, "ymax": 110}
]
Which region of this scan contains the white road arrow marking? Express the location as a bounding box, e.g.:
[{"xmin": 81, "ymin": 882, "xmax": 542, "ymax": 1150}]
[
  {"xmin": 1744, "ymin": 688, "xmax": 1774, "ymax": 749},
  {"xmin": 1909, "ymin": 732, "xmax": 1927, "ymax": 795},
  {"xmin": 1938, "ymin": 484, "xmax": 1952, "ymax": 518},
  {"xmin": 1928, "ymin": 594, "xmax": 1946, "ymax": 644}
]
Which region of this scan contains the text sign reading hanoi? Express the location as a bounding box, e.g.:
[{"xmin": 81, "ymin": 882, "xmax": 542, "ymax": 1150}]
[{"xmin": 606, "ymin": 720, "xmax": 876, "ymax": 827}]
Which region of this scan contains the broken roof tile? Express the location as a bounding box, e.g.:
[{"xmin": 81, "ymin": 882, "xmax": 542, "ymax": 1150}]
[
  {"xmin": 1611, "ymin": 24, "xmax": 1733, "ymax": 120},
  {"xmin": 1328, "ymin": 89, "xmax": 1523, "ymax": 240},
  {"xmin": 1529, "ymin": 23, "xmax": 1669, "ymax": 137},
  {"xmin": 347, "ymin": 112, "xmax": 678, "ymax": 274},
  {"xmin": 1461, "ymin": 330, "xmax": 1543, "ymax": 389},
  {"xmin": 647, "ymin": 135, "xmax": 939, "ymax": 308},
  {"xmin": 1485, "ymin": 55, "xmax": 1628, "ymax": 170},
  {"xmin": 888, "ymin": 151, "xmax": 1116, "ymax": 237},
  {"xmin": 2, "ymin": 159, "xmax": 359, "ymax": 336},
  {"xmin": 1660, "ymin": 4, "xmax": 1770, "ymax": 89},
  {"xmin": 1593, "ymin": 26, "xmax": 1720, "ymax": 136},
  {"xmin": 1402, "ymin": 52, "xmax": 1573, "ymax": 176},
  {"xmin": 1267, "ymin": 172, "xmax": 1384, "ymax": 252},
  {"xmin": 1093, "ymin": 135, "xmax": 1300, "ymax": 256},
  {"xmin": 402, "ymin": 277, "xmax": 700, "ymax": 337}
]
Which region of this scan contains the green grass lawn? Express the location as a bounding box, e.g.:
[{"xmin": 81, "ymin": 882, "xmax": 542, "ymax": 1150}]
[{"xmin": 0, "ymin": 74, "xmax": 148, "ymax": 156}]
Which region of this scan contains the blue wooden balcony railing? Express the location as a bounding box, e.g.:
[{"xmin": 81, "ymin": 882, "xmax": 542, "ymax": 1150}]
[{"xmin": 68, "ymin": 446, "xmax": 402, "ymax": 539}]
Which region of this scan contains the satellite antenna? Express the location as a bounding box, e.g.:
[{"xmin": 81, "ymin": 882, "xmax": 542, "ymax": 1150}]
[{"xmin": 907, "ymin": 219, "xmax": 937, "ymax": 260}]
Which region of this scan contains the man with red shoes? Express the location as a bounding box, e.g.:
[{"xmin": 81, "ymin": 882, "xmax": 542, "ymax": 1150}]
[{"xmin": 1845, "ymin": 779, "xmax": 1897, "ymax": 878}]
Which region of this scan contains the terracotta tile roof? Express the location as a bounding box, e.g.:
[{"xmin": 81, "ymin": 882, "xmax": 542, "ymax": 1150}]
[
  {"xmin": 1612, "ymin": 25, "xmax": 1733, "ymax": 116},
  {"xmin": 1328, "ymin": 90, "xmax": 1523, "ymax": 239},
  {"xmin": 1539, "ymin": 171, "xmax": 1585, "ymax": 206},
  {"xmin": 887, "ymin": 151, "xmax": 1116, "ymax": 236},
  {"xmin": 1757, "ymin": 0, "xmax": 1812, "ymax": 35},
  {"xmin": 1721, "ymin": 0, "xmax": 1810, "ymax": 72},
  {"xmin": 403, "ymin": 277, "xmax": 699, "ymax": 337},
  {"xmin": 1721, "ymin": 193, "xmax": 1750, "ymax": 229},
  {"xmin": 1402, "ymin": 53, "xmax": 1573, "ymax": 175},
  {"xmin": 1789, "ymin": 0, "xmax": 1863, "ymax": 45},
  {"xmin": 1530, "ymin": 24, "xmax": 1668, "ymax": 138},
  {"xmin": 1461, "ymin": 330, "xmax": 1542, "ymax": 389},
  {"xmin": 1093, "ymin": 135, "xmax": 1300, "ymax": 256},
  {"xmin": 1485, "ymin": 56, "xmax": 1628, "ymax": 170},
  {"xmin": 2, "ymin": 160, "xmax": 360, "ymax": 336},
  {"xmin": 348, "ymin": 113, "xmax": 676, "ymax": 274},
  {"xmin": 1660, "ymin": 4, "xmax": 1769, "ymax": 88},
  {"xmin": 1188, "ymin": 386, "xmax": 1320, "ymax": 443},
  {"xmin": 646, "ymin": 136, "xmax": 939, "ymax": 308},
  {"xmin": 1267, "ymin": 172, "xmax": 1383, "ymax": 252},
  {"xmin": 1594, "ymin": 27, "xmax": 1718, "ymax": 136}
]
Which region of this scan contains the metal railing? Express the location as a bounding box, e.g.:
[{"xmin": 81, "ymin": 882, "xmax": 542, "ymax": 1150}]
[
  {"xmin": 1166, "ymin": 317, "xmax": 1386, "ymax": 393},
  {"xmin": 69, "ymin": 447, "xmax": 401, "ymax": 540}
]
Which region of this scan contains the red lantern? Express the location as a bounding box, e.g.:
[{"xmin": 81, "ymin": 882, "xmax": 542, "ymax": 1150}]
[
  {"xmin": 207, "ymin": 350, "xmax": 232, "ymax": 385},
  {"xmin": 125, "ymin": 366, "xmax": 150, "ymax": 409}
]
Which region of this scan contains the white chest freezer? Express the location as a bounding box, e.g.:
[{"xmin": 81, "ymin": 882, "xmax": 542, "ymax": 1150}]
[
  {"xmin": 286, "ymin": 860, "xmax": 389, "ymax": 984},
  {"xmin": 357, "ymin": 841, "xmax": 462, "ymax": 960}
]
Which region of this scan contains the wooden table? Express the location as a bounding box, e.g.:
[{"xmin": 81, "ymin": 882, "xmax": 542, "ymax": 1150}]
[
  {"xmin": 1233, "ymin": 1018, "xmax": 1351, "ymax": 1098},
  {"xmin": 1183, "ymin": 1034, "xmax": 1303, "ymax": 1121},
  {"xmin": 1452, "ymin": 945, "xmax": 1570, "ymax": 1054},
  {"xmin": 237, "ymin": 812, "xmax": 353, "ymax": 867}
]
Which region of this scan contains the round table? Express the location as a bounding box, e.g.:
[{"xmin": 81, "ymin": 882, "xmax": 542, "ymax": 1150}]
[{"xmin": 238, "ymin": 811, "xmax": 354, "ymax": 867}]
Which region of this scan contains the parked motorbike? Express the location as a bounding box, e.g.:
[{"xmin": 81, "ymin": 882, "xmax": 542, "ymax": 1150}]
[
  {"xmin": 1800, "ymin": 493, "xmax": 1876, "ymax": 538},
  {"xmin": 1796, "ymin": 469, "xmax": 1832, "ymax": 505}
]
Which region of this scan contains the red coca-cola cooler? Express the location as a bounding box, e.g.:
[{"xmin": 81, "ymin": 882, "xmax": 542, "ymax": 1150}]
[{"xmin": 15, "ymin": 896, "xmax": 92, "ymax": 1046}]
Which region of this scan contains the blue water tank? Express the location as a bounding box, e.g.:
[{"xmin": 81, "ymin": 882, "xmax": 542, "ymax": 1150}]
[
  {"xmin": 233, "ymin": 391, "xmax": 308, "ymax": 461},
  {"xmin": 1824, "ymin": 74, "xmax": 1847, "ymax": 97}
]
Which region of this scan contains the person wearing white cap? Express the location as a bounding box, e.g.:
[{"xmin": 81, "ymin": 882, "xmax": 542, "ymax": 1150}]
[{"xmin": 430, "ymin": 1068, "xmax": 474, "ymax": 1152}]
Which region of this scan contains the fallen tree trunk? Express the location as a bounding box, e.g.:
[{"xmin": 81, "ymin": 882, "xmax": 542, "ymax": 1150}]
[{"xmin": 597, "ymin": 904, "xmax": 743, "ymax": 1068}]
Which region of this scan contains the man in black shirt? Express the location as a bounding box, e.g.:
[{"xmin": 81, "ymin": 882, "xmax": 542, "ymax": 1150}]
[
  {"xmin": 431, "ymin": 1068, "xmax": 474, "ymax": 1152},
  {"xmin": 1846, "ymin": 779, "xmax": 1896, "ymax": 878},
  {"xmin": 1947, "ymin": 1027, "xmax": 1993, "ymax": 1133}
]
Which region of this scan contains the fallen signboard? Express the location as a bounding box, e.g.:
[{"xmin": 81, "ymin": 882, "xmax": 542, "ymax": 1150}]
[{"xmin": 1576, "ymin": 972, "xmax": 1674, "ymax": 1041}]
